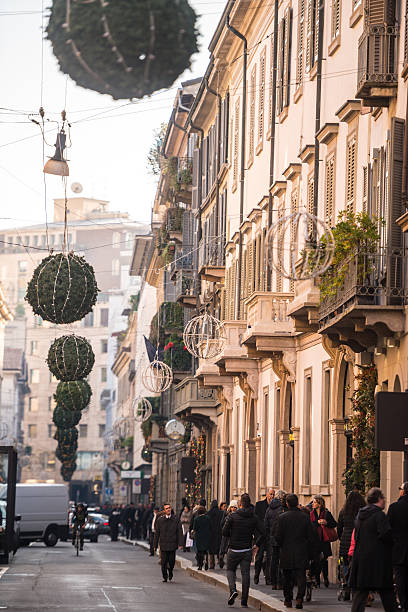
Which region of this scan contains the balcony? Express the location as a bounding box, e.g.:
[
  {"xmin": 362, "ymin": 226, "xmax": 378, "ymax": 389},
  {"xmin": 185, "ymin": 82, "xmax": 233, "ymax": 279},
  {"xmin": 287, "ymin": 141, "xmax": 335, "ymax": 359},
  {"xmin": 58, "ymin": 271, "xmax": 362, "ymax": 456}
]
[
  {"xmin": 287, "ymin": 277, "xmax": 321, "ymax": 332},
  {"xmin": 318, "ymin": 249, "xmax": 407, "ymax": 352},
  {"xmin": 198, "ymin": 240, "xmax": 225, "ymax": 282},
  {"xmin": 174, "ymin": 376, "xmax": 218, "ymax": 425},
  {"xmin": 175, "ymin": 271, "xmax": 197, "ymax": 308},
  {"xmin": 166, "ymin": 207, "xmax": 184, "ymax": 243},
  {"xmin": 242, "ymin": 292, "xmax": 295, "ymax": 355},
  {"xmin": 169, "ymin": 246, "xmax": 193, "ymax": 280},
  {"xmin": 356, "ymin": 25, "xmax": 398, "ymax": 106}
]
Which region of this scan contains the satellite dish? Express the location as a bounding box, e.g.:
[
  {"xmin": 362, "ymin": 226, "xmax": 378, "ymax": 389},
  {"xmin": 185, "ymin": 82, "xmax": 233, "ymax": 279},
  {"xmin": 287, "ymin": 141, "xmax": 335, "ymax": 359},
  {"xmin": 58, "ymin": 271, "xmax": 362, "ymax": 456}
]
[{"xmin": 71, "ymin": 182, "xmax": 83, "ymax": 194}]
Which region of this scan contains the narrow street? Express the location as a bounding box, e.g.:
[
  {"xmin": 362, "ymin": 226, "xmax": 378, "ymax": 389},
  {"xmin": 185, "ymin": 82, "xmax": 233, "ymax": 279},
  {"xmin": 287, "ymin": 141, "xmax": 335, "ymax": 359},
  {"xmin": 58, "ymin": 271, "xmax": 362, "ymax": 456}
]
[{"xmin": 0, "ymin": 538, "xmax": 246, "ymax": 611}]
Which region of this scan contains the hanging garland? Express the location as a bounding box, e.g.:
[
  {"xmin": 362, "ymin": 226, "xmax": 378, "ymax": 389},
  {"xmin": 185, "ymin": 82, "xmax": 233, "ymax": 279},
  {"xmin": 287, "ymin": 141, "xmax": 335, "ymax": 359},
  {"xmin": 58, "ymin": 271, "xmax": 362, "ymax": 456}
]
[
  {"xmin": 46, "ymin": 0, "xmax": 198, "ymax": 100},
  {"xmin": 61, "ymin": 463, "xmax": 77, "ymax": 482},
  {"xmin": 25, "ymin": 252, "xmax": 99, "ymax": 324},
  {"xmin": 343, "ymin": 365, "xmax": 380, "ymax": 494},
  {"xmin": 55, "ymin": 380, "xmax": 92, "ymax": 412},
  {"xmin": 185, "ymin": 435, "xmax": 205, "ymax": 504},
  {"xmin": 47, "ymin": 335, "xmax": 95, "ymax": 381},
  {"xmin": 53, "ymin": 405, "xmax": 82, "ymax": 428}
]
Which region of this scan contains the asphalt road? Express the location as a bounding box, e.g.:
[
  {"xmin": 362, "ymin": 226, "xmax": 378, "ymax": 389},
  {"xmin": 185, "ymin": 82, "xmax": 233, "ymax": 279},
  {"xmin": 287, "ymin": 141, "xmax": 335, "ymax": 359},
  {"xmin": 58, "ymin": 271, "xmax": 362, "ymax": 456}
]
[{"xmin": 0, "ymin": 536, "xmax": 250, "ymax": 611}]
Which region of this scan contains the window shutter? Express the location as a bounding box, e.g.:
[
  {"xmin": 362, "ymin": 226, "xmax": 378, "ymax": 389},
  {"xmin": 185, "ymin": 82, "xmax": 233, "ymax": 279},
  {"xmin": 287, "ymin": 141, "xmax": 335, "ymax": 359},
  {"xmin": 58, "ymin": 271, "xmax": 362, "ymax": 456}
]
[
  {"xmin": 296, "ymin": 0, "xmax": 305, "ymax": 88},
  {"xmin": 269, "ymin": 35, "xmax": 275, "ymax": 130},
  {"xmin": 240, "ymin": 249, "xmax": 247, "ymax": 319},
  {"xmin": 283, "ymin": 8, "xmax": 292, "ymax": 108},
  {"xmin": 305, "ymin": 0, "xmax": 314, "ymax": 72},
  {"xmin": 233, "ymin": 99, "xmax": 240, "ymax": 185},
  {"xmin": 277, "ymin": 18, "xmax": 284, "ymax": 114},
  {"xmin": 404, "ymin": 4, "xmax": 408, "ymax": 65},
  {"xmin": 276, "ymin": 200, "xmax": 284, "ymax": 292},
  {"xmin": 362, "ymin": 165, "xmax": 368, "ymax": 213},
  {"xmin": 247, "ymin": 240, "xmax": 254, "ymax": 298},
  {"xmin": 182, "ymin": 210, "xmax": 193, "ymax": 268},
  {"xmin": 346, "ymin": 135, "xmax": 357, "ymax": 215},
  {"xmin": 365, "ymin": 0, "xmax": 395, "ymax": 26},
  {"xmin": 258, "ymin": 50, "xmax": 266, "ymax": 143},
  {"xmin": 192, "ymin": 147, "xmax": 200, "ymax": 210},
  {"xmin": 249, "ymin": 66, "xmax": 256, "ymax": 160},
  {"xmin": 225, "ymin": 267, "xmax": 230, "ymax": 320},
  {"xmin": 388, "ymin": 117, "xmax": 405, "ymax": 249},
  {"xmin": 223, "ymin": 92, "xmax": 230, "ymax": 164},
  {"xmin": 260, "ymin": 228, "xmax": 266, "ymax": 291},
  {"xmin": 201, "ymin": 136, "xmax": 208, "ymax": 199},
  {"xmin": 313, "ymin": 0, "xmax": 319, "ymax": 67},
  {"xmin": 232, "ymin": 261, "xmax": 237, "ymax": 319},
  {"xmin": 331, "ymin": 0, "xmax": 340, "ymax": 40},
  {"xmin": 307, "ymin": 174, "xmax": 314, "ymax": 234},
  {"xmin": 220, "ymin": 99, "xmax": 225, "ymax": 166},
  {"xmin": 325, "ymin": 154, "xmax": 335, "ymax": 227}
]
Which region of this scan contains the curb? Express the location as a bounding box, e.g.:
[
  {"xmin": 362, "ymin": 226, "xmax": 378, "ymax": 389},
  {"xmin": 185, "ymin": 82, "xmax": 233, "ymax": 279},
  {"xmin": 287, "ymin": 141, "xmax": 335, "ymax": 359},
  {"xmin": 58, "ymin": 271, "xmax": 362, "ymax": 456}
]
[{"xmin": 119, "ymin": 537, "xmax": 287, "ymax": 612}]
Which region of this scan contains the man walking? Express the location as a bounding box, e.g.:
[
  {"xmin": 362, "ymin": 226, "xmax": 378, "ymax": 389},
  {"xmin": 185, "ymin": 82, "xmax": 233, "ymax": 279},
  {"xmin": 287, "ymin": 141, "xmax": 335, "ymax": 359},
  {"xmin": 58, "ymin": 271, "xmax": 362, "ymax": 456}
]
[
  {"xmin": 275, "ymin": 494, "xmax": 315, "ymax": 609},
  {"xmin": 149, "ymin": 506, "xmax": 159, "ymax": 556},
  {"xmin": 388, "ymin": 482, "xmax": 408, "ymax": 611},
  {"xmin": 109, "ymin": 505, "xmax": 121, "ymax": 542},
  {"xmin": 222, "ymin": 493, "xmax": 265, "ymax": 608},
  {"xmin": 350, "ymin": 487, "xmax": 398, "ymax": 612},
  {"xmin": 254, "ymin": 488, "xmax": 275, "ymax": 584},
  {"xmin": 154, "ymin": 503, "xmax": 183, "ymax": 583}
]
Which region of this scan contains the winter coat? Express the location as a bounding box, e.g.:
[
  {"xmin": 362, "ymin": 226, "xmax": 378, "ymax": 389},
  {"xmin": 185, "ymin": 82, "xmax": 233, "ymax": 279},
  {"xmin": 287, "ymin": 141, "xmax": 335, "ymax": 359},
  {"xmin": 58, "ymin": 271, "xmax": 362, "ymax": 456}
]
[
  {"xmin": 275, "ymin": 507, "xmax": 315, "ymax": 570},
  {"xmin": 207, "ymin": 506, "xmax": 224, "ymax": 554},
  {"xmin": 180, "ymin": 510, "xmax": 192, "ymax": 535},
  {"xmin": 349, "ymin": 504, "xmax": 394, "ymax": 590},
  {"xmin": 388, "ymin": 495, "xmax": 408, "ymax": 566},
  {"xmin": 154, "ymin": 514, "xmax": 183, "ymax": 552},
  {"xmin": 222, "ymin": 506, "xmax": 265, "ymax": 550},
  {"xmin": 193, "ymin": 514, "xmax": 212, "ymax": 552},
  {"xmin": 337, "ymin": 509, "xmax": 358, "ymax": 559},
  {"xmin": 109, "ymin": 510, "xmax": 120, "ymax": 528},
  {"xmin": 310, "ymin": 508, "xmax": 337, "ymax": 558},
  {"xmin": 255, "ymin": 498, "xmax": 269, "ymax": 521},
  {"xmin": 264, "ymin": 499, "xmax": 284, "ymax": 550},
  {"xmin": 219, "ymin": 512, "xmax": 232, "ymax": 555}
]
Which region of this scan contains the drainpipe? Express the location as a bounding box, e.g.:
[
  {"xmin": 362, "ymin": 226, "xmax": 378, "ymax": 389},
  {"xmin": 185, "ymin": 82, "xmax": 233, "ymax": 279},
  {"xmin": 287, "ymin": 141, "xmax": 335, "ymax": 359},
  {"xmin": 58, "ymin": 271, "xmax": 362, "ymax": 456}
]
[
  {"xmin": 204, "ymin": 73, "xmax": 222, "ymax": 264},
  {"xmin": 226, "ymin": 15, "xmax": 247, "ymax": 320},
  {"xmin": 313, "ymin": 0, "xmax": 325, "ymax": 218}
]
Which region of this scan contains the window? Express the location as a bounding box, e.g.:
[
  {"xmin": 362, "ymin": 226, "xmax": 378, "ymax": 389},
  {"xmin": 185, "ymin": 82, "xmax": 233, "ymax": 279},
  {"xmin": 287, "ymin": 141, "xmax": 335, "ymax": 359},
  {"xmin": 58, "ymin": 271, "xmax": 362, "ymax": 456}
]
[
  {"xmin": 306, "ymin": 0, "xmax": 319, "ymax": 73},
  {"xmin": 18, "ymin": 288, "xmax": 25, "ymax": 301},
  {"xmin": 346, "ymin": 134, "xmax": 357, "ymax": 215},
  {"xmin": 100, "ymin": 308, "xmax": 109, "ymax": 327},
  {"xmin": 101, "ymin": 367, "xmax": 107, "ymax": 383},
  {"xmin": 258, "ymin": 50, "xmax": 266, "ymax": 145},
  {"xmin": 18, "ymin": 260, "xmax": 27, "ymax": 273},
  {"xmin": 274, "ymin": 387, "xmax": 281, "ymax": 486},
  {"xmin": 277, "ymin": 8, "xmax": 292, "ymax": 114},
  {"xmin": 49, "ymin": 371, "xmax": 58, "ymax": 383},
  {"xmin": 79, "ymin": 424, "xmax": 88, "ymax": 438},
  {"xmin": 248, "ymin": 66, "xmax": 256, "ymax": 162},
  {"xmin": 262, "ymin": 390, "xmax": 269, "ymax": 486},
  {"xmin": 41, "ymin": 235, "xmax": 46, "ymax": 246},
  {"xmin": 303, "ymin": 373, "xmax": 312, "ymax": 485},
  {"xmin": 362, "ymin": 166, "xmax": 368, "ymax": 213},
  {"xmin": 49, "ymin": 234, "xmax": 55, "ymax": 246},
  {"xmin": 30, "ymin": 340, "xmax": 38, "ymax": 355},
  {"xmin": 83, "ymin": 312, "xmax": 94, "ymax": 327},
  {"xmin": 28, "ymin": 424, "xmax": 37, "ymax": 438},
  {"xmin": 322, "ymin": 368, "xmax": 331, "ymax": 484},
  {"xmin": 99, "ymin": 424, "xmax": 106, "ymax": 438},
  {"xmin": 33, "ymin": 235, "xmax": 38, "ymax": 246},
  {"xmin": 112, "ymin": 259, "xmax": 120, "ymax": 276},
  {"xmin": 48, "ymin": 424, "xmax": 56, "ymax": 438},
  {"xmin": 30, "ymin": 369, "xmax": 40, "ymax": 384},
  {"xmin": 331, "ymin": 0, "xmax": 341, "ymax": 41},
  {"xmin": 112, "ymin": 232, "xmax": 121, "ymax": 247},
  {"xmin": 23, "ymin": 236, "xmax": 30, "ymax": 246},
  {"xmin": 101, "ymin": 339, "xmax": 108, "ymax": 353},
  {"xmin": 48, "ymin": 396, "xmax": 56, "ymax": 411},
  {"xmin": 296, "ymin": 0, "xmax": 305, "ymax": 89},
  {"xmin": 325, "ymin": 153, "xmax": 336, "ymax": 227},
  {"xmin": 233, "ymin": 99, "xmax": 240, "ymax": 187},
  {"xmin": 29, "ymin": 397, "xmax": 39, "ymax": 412}
]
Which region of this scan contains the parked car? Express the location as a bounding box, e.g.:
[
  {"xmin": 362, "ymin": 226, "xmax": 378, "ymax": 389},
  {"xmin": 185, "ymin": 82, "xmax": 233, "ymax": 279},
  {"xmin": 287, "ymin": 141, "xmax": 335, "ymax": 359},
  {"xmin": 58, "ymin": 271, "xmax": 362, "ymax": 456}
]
[
  {"xmin": 68, "ymin": 509, "xmax": 103, "ymax": 543},
  {"xmin": 88, "ymin": 513, "xmax": 110, "ymax": 536}
]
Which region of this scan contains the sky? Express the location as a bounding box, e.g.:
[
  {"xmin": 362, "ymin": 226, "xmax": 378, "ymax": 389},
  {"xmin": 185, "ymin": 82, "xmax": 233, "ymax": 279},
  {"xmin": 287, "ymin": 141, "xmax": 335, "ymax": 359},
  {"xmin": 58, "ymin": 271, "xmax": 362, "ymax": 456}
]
[{"xmin": 0, "ymin": 1, "xmax": 225, "ymax": 230}]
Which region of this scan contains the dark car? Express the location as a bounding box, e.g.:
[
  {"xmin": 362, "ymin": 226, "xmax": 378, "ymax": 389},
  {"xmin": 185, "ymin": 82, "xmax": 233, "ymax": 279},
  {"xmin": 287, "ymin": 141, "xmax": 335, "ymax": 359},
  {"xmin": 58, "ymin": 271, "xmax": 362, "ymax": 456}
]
[{"xmin": 88, "ymin": 513, "xmax": 110, "ymax": 536}]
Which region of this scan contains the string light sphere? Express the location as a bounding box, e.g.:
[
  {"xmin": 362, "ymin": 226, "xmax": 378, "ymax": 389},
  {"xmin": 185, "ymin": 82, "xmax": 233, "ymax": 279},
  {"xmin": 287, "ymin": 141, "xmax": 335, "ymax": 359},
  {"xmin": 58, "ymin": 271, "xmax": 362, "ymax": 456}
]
[
  {"xmin": 25, "ymin": 252, "xmax": 99, "ymax": 324},
  {"xmin": 47, "ymin": 334, "xmax": 95, "ymax": 381},
  {"xmin": 47, "ymin": 0, "xmax": 198, "ymax": 100},
  {"xmin": 55, "ymin": 380, "xmax": 92, "ymax": 412},
  {"xmin": 183, "ymin": 313, "xmax": 226, "ymax": 359},
  {"xmin": 142, "ymin": 359, "xmax": 173, "ymax": 393},
  {"xmin": 266, "ymin": 210, "xmax": 335, "ymax": 281},
  {"xmin": 133, "ymin": 397, "xmax": 153, "ymax": 422}
]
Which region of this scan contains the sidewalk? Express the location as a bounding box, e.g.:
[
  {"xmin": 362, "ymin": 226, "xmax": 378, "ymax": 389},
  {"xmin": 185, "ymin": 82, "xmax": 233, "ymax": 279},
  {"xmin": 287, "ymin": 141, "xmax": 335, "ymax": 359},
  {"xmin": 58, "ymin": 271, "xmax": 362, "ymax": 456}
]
[{"xmin": 119, "ymin": 537, "xmax": 383, "ymax": 611}]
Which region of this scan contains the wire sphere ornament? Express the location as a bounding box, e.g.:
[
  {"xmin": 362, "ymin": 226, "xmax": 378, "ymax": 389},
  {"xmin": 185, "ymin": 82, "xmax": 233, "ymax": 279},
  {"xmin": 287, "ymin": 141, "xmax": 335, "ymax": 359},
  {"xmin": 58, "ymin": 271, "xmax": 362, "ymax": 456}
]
[
  {"xmin": 183, "ymin": 313, "xmax": 226, "ymax": 359},
  {"xmin": 47, "ymin": 334, "xmax": 95, "ymax": 382},
  {"xmin": 142, "ymin": 359, "xmax": 173, "ymax": 393},
  {"xmin": 266, "ymin": 210, "xmax": 335, "ymax": 281},
  {"xmin": 133, "ymin": 397, "xmax": 153, "ymax": 422}
]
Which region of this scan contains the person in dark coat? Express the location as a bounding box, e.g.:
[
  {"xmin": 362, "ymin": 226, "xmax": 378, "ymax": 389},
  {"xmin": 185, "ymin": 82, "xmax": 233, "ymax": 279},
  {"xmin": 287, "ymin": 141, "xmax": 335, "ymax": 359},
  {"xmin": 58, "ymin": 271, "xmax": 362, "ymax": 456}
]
[
  {"xmin": 388, "ymin": 481, "xmax": 408, "ymax": 611},
  {"xmin": 123, "ymin": 503, "xmax": 136, "ymax": 539},
  {"xmin": 222, "ymin": 493, "xmax": 265, "ymax": 608},
  {"xmin": 264, "ymin": 489, "xmax": 286, "ymax": 588},
  {"xmin": 350, "ymin": 487, "xmax": 398, "ymax": 612},
  {"xmin": 309, "ymin": 495, "xmax": 337, "ymax": 587},
  {"xmin": 193, "ymin": 507, "xmax": 212, "ymax": 570},
  {"xmin": 337, "ymin": 491, "xmax": 366, "ymax": 600},
  {"xmin": 276, "ymin": 494, "xmax": 315, "ymax": 610},
  {"xmin": 154, "ymin": 502, "xmax": 183, "ymax": 582},
  {"xmin": 207, "ymin": 499, "xmax": 224, "ymax": 569},
  {"xmin": 109, "ymin": 505, "xmax": 121, "ymax": 541},
  {"xmin": 219, "ymin": 500, "xmax": 238, "ymax": 568},
  {"xmin": 254, "ymin": 488, "xmax": 275, "ymax": 584}
]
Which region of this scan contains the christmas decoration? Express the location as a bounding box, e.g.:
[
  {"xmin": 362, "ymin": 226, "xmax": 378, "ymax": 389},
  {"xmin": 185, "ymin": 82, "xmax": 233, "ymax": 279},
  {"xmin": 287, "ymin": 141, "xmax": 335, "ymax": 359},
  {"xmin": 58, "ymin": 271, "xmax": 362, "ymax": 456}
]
[
  {"xmin": 54, "ymin": 426, "xmax": 78, "ymax": 445},
  {"xmin": 55, "ymin": 380, "xmax": 92, "ymax": 412},
  {"xmin": 53, "ymin": 405, "xmax": 82, "ymax": 428},
  {"xmin": 25, "ymin": 252, "xmax": 98, "ymax": 324},
  {"xmin": 61, "ymin": 462, "xmax": 77, "ymax": 482},
  {"xmin": 133, "ymin": 397, "xmax": 152, "ymax": 422},
  {"xmin": 185, "ymin": 435, "xmax": 205, "ymax": 504},
  {"xmin": 183, "ymin": 313, "xmax": 225, "ymax": 359},
  {"xmin": 142, "ymin": 358, "xmax": 173, "ymax": 393},
  {"xmin": 266, "ymin": 209, "xmax": 335, "ymax": 281},
  {"xmin": 47, "ymin": 334, "xmax": 95, "ymax": 381},
  {"xmin": 47, "ymin": 0, "xmax": 198, "ymax": 100},
  {"xmin": 141, "ymin": 445, "xmax": 153, "ymax": 463}
]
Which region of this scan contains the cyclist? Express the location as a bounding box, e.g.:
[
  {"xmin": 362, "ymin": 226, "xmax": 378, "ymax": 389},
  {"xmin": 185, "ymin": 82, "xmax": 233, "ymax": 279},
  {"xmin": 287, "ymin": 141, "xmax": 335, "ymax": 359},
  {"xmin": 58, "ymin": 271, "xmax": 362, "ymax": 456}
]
[{"xmin": 72, "ymin": 502, "xmax": 88, "ymax": 551}]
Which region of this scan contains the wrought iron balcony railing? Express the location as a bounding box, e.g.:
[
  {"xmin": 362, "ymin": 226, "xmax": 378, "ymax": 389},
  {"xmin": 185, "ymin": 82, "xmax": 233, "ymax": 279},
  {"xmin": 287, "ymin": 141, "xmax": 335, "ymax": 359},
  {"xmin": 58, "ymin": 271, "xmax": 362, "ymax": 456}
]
[
  {"xmin": 166, "ymin": 207, "xmax": 184, "ymax": 234},
  {"xmin": 357, "ymin": 25, "xmax": 398, "ymax": 103},
  {"xmin": 198, "ymin": 239, "xmax": 225, "ymax": 270},
  {"xmin": 175, "ymin": 271, "xmax": 197, "ymax": 298}
]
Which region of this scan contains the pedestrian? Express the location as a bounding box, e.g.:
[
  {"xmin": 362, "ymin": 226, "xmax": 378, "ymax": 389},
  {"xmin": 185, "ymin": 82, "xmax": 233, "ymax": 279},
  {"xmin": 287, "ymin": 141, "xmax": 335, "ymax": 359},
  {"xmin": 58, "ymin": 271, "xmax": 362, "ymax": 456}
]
[
  {"xmin": 109, "ymin": 505, "xmax": 121, "ymax": 542},
  {"xmin": 388, "ymin": 481, "xmax": 408, "ymax": 611},
  {"xmin": 349, "ymin": 487, "xmax": 398, "ymax": 612},
  {"xmin": 149, "ymin": 506, "xmax": 160, "ymax": 556},
  {"xmin": 193, "ymin": 506, "xmax": 212, "ymax": 570},
  {"xmin": 180, "ymin": 504, "xmax": 192, "ymax": 551},
  {"xmin": 220, "ymin": 501, "xmax": 227, "ymax": 513},
  {"xmin": 222, "ymin": 492, "xmax": 265, "ymax": 608},
  {"xmin": 125, "ymin": 502, "xmax": 136, "ymax": 540},
  {"xmin": 265, "ymin": 489, "xmax": 286, "ymax": 589},
  {"xmin": 337, "ymin": 491, "xmax": 366, "ymax": 601},
  {"xmin": 207, "ymin": 499, "xmax": 224, "ymax": 569},
  {"xmin": 309, "ymin": 495, "xmax": 337, "ymax": 587},
  {"xmin": 142, "ymin": 504, "xmax": 152, "ymax": 540},
  {"xmin": 254, "ymin": 488, "xmax": 275, "ymax": 584},
  {"xmin": 275, "ymin": 493, "xmax": 315, "ymax": 610},
  {"xmin": 219, "ymin": 500, "xmax": 238, "ymax": 569},
  {"xmin": 153, "ymin": 502, "xmax": 183, "ymax": 583},
  {"xmin": 119, "ymin": 504, "xmax": 126, "ymax": 536}
]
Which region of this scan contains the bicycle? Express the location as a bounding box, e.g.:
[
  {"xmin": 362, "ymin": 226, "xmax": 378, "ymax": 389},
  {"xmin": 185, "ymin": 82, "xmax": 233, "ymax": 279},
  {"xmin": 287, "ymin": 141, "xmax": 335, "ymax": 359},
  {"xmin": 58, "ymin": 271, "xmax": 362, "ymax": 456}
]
[{"xmin": 72, "ymin": 524, "xmax": 84, "ymax": 556}]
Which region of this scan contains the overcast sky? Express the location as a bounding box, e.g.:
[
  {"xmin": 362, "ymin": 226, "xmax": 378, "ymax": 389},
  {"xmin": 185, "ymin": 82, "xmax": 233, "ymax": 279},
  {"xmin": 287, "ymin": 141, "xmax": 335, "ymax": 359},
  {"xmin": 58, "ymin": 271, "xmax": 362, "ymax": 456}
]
[{"xmin": 0, "ymin": 1, "xmax": 224, "ymax": 230}]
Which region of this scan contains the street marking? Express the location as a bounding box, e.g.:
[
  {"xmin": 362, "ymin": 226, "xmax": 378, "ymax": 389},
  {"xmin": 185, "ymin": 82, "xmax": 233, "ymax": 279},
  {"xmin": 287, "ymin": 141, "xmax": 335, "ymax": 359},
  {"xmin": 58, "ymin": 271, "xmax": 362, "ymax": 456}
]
[
  {"xmin": 101, "ymin": 588, "xmax": 118, "ymax": 612},
  {"xmin": 0, "ymin": 569, "xmax": 8, "ymax": 580},
  {"xmin": 5, "ymin": 573, "xmax": 36, "ymax": 577},
  {"xmin": 101, "ymin": 561, "xmax": 126, "ymax": 564},
  {"xmin": 110, "ymin": 587, "xmax": 142, "ymax": 590}
]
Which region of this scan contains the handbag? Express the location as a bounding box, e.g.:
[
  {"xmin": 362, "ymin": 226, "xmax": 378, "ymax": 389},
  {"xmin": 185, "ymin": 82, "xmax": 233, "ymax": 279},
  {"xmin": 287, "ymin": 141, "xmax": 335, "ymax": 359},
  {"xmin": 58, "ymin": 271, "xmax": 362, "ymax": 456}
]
[{"xmin": 322, "ymin": 524, "xmax": 338, "ymax": 543}]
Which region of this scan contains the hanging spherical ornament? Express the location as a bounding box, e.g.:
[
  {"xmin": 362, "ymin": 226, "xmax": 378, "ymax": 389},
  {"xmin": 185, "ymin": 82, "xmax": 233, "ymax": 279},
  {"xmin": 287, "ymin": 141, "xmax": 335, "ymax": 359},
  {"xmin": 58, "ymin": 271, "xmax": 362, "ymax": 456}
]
[
  {"xmin": 46, "ymin": 0, "xmax": 198, "ymax": 100},
  {"xmin": 183, "ymin": 313, "xmax": 226, "ymax": 359},
  {"xmin": 61, "ymin": 462, "xmax": 76, "ymax": 481},
  {"xmin": 54, "ymin": 380, "xmax": 92, "ymax": 412},
  {"xmin": 142, "ymin": 359, "xmax": 173, "ymax": 393},
  {"xmin": 133, "ymin": 397, "xmax": 153, "ymax": 422},
  {"xmin": 141, "ymin": 445, "xmax": 152, "ymax": 463},
  {"xmin": 266, "ymin": 210, "xmax": 335, "ymax": 281},
  {"xmin": 54, "ymin": 426, "xmax": 78, "ymax": 445},
  {"xmin": 47, "ymin": 335, "xmax": 95, "ymax": 382},
  {"xmin": 25, "ymin": 253, "xmax": 99, "ymax": 324},
  {"xmin": 53, "ymin": 406, "xmax": 82, "ymax": 428}
]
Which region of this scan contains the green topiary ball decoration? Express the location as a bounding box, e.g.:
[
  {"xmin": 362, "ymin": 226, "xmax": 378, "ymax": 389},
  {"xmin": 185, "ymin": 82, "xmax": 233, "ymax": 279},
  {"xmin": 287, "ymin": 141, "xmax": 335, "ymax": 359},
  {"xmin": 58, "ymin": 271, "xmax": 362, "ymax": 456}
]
[
  {"xmin": 56, "ymin": 445, "xmax": 77, "ymax": 461},
  {"xmin": 25, "ymin": 252, "xmax": 99, "ymax": 324},
  {"xmin": 53, "ymin": 406, "xmax": 82, "ymax": 428},
  {"xmin": 61, "ymin": 463, "xmax": 76, "ymax": 482},
  {"xmin": 47, "ymin": 335, "xmax": 95, "ymax": 382},
  {"xmin": 54, "ymin": 426, "xmax": 78, "ymax": 445},
  {"xmin": 55, "ymin": 380, "xmax": 92, "ymax": 412},
  {"xmin": 46, "ymin": 0, "xmax": 198, "ymax": 100}
]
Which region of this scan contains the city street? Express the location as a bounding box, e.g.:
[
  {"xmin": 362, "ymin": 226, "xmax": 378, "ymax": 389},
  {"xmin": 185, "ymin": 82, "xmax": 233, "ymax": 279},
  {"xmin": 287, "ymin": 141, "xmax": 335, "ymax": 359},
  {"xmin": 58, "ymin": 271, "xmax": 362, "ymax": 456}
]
[{"xmin": 0, "ymin": 537, "xmax": 247, "ymax": 611}]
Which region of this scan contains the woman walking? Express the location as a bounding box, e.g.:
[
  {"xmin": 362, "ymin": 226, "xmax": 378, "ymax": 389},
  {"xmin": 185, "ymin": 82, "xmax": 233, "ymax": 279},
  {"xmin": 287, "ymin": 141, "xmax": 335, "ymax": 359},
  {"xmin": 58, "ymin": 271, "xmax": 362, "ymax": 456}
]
[
  {"xmin": 193, "ymin": 506, "xmax": 212, "ymax": 570},
  {"xmin": 337, "ymin": 492, "xmax": 366, "ymax": 600},
  {"xmin": 310, "ymin": 495, "xmax": 337, "ymax": 587},
  {"xmin": 180, "ymin": 504, "xmax": 192, "ymax": 551},
  {"xmin": 219, "ymin": 500, "xmax": 238, "ymax": 568}
]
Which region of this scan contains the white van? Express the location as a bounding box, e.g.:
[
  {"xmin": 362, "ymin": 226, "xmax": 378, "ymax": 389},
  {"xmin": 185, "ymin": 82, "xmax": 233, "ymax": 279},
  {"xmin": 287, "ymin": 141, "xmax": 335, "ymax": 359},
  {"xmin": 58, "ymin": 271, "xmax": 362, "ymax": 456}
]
[{"xmin": 15, "ymin": 484, "xmax": 69, "ymax": 546}]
